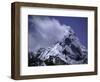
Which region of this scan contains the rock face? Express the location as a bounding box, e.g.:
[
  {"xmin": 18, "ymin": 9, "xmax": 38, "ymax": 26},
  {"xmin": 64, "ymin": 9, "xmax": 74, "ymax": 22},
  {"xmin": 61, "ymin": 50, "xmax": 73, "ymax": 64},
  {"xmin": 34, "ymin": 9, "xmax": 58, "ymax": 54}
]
[{"xmin": 28, "ymin": 27, "xmax": 87, "ymax": 66}]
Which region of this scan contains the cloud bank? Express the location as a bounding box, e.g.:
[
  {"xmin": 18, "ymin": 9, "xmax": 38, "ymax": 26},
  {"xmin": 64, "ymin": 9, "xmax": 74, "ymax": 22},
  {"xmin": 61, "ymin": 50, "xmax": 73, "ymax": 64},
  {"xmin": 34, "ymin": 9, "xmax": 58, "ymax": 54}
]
[{"xmin": 28, "ymin": 16, "xmax": 71, "ymax": 52}]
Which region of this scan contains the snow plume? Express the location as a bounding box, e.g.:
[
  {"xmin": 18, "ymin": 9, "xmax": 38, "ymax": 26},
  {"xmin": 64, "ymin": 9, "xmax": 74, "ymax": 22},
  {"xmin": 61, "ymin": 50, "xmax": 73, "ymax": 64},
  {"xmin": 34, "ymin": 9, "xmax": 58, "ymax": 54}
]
[{"xmin": 28, "ymin": 16, "xmax": 71, "ymax": 52}]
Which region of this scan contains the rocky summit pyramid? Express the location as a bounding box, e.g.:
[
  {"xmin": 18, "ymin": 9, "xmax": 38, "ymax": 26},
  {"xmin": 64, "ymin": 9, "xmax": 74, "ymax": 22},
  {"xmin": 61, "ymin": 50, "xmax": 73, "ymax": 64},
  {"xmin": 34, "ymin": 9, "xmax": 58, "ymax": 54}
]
[{"xmin": 28, "ymin": 27, "xmax": 87, "ymax": 66}]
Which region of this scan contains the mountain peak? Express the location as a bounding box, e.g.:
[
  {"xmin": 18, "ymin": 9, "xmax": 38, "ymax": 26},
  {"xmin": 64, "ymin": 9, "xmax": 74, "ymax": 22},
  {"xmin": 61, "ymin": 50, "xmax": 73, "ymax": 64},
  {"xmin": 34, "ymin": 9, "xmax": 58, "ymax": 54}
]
[{"xmin": 28, "ymin": 26, "xmax": 87, "ymax": 66}]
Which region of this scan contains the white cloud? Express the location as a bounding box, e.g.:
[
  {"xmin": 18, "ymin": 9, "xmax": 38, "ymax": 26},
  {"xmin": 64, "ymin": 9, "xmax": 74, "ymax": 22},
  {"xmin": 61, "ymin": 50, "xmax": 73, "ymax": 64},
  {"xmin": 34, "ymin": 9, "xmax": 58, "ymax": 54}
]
[{"xmin": 28, "ymin": 16, "xmax": 71, "ymax": 52}]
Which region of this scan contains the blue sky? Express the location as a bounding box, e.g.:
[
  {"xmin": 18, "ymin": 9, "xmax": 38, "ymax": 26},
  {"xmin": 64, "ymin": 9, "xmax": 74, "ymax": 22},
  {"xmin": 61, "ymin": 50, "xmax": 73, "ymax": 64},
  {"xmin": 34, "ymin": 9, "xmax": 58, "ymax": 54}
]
[{"xmin": 28, "ymin": 15, "xmax": 88, "ymax": 52}]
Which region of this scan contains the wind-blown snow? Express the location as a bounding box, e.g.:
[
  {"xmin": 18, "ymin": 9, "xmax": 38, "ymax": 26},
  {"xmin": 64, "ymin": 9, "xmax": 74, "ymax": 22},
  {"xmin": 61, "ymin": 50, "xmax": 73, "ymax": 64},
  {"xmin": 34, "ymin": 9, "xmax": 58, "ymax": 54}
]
[{"xmin": 28, "ymin": 16, "xmax": 71, "ymax": 52}]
